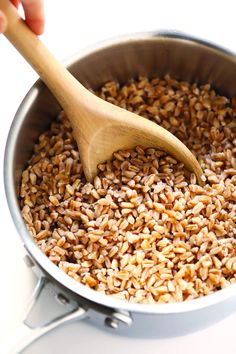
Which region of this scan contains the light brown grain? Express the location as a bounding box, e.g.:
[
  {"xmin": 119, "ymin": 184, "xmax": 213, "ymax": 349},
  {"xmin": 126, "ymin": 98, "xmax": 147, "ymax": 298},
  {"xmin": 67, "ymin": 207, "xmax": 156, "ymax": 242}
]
[{"xmin": 21, "ymin": 75, "xmax": 236, "ymax": 304}]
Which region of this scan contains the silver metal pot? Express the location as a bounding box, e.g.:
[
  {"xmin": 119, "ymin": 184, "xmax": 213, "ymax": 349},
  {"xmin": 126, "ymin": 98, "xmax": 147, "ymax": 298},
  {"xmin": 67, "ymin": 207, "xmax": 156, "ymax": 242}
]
[{"xmin": 4, "ymin": 31, "xmax": 236, "ymax": 353}]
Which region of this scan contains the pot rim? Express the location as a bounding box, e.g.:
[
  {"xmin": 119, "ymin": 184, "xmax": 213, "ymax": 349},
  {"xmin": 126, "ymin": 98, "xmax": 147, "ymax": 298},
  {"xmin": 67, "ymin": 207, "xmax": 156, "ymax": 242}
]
[{"xmin": 4, "ymin": 30, "xmax": 236, "ymax": 315}]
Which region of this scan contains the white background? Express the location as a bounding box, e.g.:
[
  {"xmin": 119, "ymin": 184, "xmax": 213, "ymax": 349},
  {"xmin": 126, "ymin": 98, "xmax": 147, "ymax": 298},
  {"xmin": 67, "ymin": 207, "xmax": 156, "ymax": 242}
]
[{"xmin": 0, "ymin": 0, "xmax": 236, "ymax": 353}]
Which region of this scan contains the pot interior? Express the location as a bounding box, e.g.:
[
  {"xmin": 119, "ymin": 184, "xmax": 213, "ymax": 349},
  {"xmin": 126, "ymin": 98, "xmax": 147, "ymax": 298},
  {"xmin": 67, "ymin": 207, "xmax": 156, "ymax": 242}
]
[{"xmin": 5, "ymin": 32, "xmax": 236, "ymax": 313}]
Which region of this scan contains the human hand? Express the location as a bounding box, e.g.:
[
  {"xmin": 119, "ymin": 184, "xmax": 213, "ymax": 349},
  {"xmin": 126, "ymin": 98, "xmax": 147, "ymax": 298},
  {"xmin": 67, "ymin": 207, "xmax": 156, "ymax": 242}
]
[{"xmin": 0, "ymin": 0, "xmax": 44, "ymax": 35}]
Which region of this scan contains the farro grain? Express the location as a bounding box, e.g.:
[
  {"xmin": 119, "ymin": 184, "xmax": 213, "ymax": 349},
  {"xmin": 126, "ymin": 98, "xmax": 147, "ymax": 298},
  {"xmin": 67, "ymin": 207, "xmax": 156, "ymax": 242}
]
[{"xmin": 20, "ymin": 75, "xmax": 236, "ymax": 304}]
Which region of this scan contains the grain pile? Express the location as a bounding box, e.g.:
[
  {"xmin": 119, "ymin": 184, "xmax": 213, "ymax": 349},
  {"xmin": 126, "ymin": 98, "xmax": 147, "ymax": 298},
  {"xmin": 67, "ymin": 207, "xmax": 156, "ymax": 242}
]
[{"xmin": 21, "ymin": 75, "xmax": 236, "ymax": 303}]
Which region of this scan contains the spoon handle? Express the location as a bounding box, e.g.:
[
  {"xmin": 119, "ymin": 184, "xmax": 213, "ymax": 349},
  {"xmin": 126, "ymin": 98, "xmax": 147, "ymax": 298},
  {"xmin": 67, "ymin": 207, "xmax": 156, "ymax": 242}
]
[{"xmin": 0, "ymin": 0, "xmax": 86, "ymax": 110}]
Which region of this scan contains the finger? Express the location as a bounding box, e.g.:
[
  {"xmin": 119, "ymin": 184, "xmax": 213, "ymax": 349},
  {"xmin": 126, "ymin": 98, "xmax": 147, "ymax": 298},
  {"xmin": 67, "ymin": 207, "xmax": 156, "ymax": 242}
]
[
  {"xmin": 10, "ymin": 0, "xmax": 20, "ymax": 8},
  {"xmin": 21, "ymin": 0, "xmax": 44, "ymax": 35},
  {"xmin": 0, "ymin": 10, "xmax": 7, "ymax": 33}
]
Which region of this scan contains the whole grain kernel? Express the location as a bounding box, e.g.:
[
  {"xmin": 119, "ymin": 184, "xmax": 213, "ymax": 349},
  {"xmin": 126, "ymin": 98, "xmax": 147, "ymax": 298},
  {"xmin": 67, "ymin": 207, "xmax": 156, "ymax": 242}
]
[{"xmin": 21, "ymin": 75, "xmax": 236, "ymax": 304}]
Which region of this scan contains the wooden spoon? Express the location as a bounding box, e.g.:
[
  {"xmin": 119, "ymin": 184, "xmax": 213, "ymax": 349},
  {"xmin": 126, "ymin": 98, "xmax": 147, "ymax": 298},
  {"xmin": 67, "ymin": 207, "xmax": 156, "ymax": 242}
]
[{"xmin": 0, "ymin": 0, "xmax": 203, "ymax": 184}]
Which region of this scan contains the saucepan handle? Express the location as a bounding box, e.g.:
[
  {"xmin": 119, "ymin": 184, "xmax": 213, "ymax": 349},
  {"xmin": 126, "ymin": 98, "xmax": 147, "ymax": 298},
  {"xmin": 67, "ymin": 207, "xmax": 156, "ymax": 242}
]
[{"xmin": 4, "ymin": 277, "xmax": 87, "ymax": 354}]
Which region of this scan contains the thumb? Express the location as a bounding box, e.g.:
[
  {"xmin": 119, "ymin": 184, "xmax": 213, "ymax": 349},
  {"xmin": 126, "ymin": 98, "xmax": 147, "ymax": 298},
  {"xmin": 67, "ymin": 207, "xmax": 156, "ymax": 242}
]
[{"xmin": 0, "ymin": 10, "xmax": 7, "ymax": 34}]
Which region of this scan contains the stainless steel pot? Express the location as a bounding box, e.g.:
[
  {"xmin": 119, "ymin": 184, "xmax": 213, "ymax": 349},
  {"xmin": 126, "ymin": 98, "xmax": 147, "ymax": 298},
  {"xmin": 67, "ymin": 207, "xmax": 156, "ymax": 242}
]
[{"xmin": 4, "ymin": 31, "xmax": 236, "ymax": 353}]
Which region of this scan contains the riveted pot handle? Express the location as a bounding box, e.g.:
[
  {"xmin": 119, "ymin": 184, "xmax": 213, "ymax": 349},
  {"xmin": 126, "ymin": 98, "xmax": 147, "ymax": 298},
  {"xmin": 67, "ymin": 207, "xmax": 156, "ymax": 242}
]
[{"xmin": 4, "ymin": 277, "xmax": 87, "ymax": 354}]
